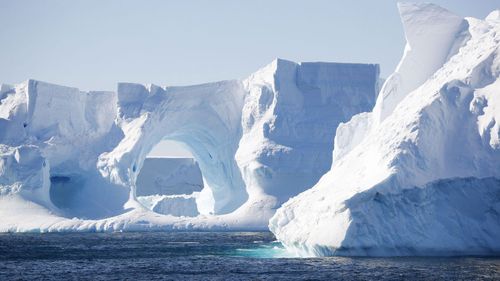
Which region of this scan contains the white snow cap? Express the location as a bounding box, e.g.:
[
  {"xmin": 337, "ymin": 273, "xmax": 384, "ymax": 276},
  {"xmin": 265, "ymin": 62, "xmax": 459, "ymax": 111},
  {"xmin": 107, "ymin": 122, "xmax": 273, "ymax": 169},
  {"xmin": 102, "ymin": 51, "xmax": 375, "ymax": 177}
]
[
  {"xmin": 373, "ymin": 2, "xmax": 465, "ymax": 123},
  {"xmin": 486, "ymin": 9, "xmax": 500, "ymax": 22}
]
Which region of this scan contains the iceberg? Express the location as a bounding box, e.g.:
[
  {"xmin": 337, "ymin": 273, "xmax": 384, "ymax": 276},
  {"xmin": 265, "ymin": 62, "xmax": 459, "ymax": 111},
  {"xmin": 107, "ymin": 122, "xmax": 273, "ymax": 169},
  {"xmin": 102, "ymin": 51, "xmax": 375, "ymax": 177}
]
[
  {"xmin": 0, "ymin": 59, "xmax": 379, "ymax": 231},
  {"xmin": 269, "ymin": 3, "xmax": 500, "ymax": 256}
]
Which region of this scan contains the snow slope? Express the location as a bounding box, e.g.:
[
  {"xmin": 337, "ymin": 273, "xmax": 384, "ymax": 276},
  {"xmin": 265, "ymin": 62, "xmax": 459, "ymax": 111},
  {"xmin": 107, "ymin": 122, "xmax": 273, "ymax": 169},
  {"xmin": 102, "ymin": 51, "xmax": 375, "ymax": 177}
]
[
  {"xmin": 270, "ymin": 3, "xmax": 500, "ymax": 256},
  {"xmin": 0, "ymin": 59, "xmax": 378, "ymax": 230}
]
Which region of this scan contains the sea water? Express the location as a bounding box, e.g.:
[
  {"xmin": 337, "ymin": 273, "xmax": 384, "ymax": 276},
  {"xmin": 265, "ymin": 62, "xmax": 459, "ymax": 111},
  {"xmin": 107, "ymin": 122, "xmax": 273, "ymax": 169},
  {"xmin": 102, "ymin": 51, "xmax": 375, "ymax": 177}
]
[{"xmin": 0, "ymin": 232, "xmax": 499, "ymax": 280}]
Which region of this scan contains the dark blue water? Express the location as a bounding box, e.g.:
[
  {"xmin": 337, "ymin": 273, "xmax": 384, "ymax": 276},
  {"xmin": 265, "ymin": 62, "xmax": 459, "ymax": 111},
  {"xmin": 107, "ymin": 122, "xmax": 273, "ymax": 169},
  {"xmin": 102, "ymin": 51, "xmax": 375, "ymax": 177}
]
[{"xmin": 0, "ymin": 232, "xmax": 499, "ymax": 280}]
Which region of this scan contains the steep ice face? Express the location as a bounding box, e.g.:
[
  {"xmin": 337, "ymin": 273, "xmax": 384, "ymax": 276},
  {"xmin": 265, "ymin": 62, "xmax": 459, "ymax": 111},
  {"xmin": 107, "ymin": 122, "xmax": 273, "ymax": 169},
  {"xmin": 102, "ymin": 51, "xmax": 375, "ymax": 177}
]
[
  {"xmin": 237, "ymin": 59, "xmax": 379, "ymax": 206},
  {"xmin": 0, "ymin": 80, "xmax": 128, "ymax": 219},
  {"xmin": 373, "ymin": 2, "xmax": 467, "ymax": 124},
  {"xmin": 0, "ymin": 57, "xmax": 379, "ymax": 230},
  {"xmin": 270, "ymin": 4, "xmax": 500, "ymax": 257},
  {"xmin": 0, "ymin": 145, "xmax": 50, "ymax": 210}
]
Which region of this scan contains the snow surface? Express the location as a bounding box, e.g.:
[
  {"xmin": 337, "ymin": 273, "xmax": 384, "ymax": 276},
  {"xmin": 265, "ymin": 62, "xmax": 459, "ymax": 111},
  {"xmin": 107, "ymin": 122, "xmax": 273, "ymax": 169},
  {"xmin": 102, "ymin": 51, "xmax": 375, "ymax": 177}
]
[
  {"xmin": 269, "ymin": 3, "xmax": 500, "ymax": 256},
  {"xmin": 0, "ymin": 58, "xmax": 378, "ymax": 230}
]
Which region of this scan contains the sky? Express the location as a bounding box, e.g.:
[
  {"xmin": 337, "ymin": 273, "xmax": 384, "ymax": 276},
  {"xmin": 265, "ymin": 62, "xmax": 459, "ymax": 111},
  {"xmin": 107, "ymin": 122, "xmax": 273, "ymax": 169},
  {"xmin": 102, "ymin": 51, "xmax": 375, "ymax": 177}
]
[{"xmin": 1, "ymin": 0, "xmax": 499, "ymax": 157}]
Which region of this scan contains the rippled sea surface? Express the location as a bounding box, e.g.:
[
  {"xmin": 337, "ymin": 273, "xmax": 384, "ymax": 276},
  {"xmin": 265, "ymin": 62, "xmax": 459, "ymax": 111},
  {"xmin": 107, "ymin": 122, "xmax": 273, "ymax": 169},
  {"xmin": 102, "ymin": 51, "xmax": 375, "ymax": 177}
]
[{"xmin": 0, "ymin": 232, "xmax": 499, "ymax": 280}]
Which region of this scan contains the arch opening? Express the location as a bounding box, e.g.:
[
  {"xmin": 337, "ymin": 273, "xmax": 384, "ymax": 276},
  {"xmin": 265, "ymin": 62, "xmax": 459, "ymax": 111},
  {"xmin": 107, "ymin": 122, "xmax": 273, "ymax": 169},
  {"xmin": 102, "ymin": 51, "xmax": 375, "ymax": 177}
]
[
  {"xmin": 135, "ymin": 139, "xmax": 215, "ymax": 217},
  {"xmin": 109, "ymin": 80, "xmax": 249, "ymax": 216}
]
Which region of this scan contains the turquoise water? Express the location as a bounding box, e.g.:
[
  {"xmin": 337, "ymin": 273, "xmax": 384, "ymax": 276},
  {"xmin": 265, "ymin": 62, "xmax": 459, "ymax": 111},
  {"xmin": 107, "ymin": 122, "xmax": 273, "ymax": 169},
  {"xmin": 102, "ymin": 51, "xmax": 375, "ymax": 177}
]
[{"xmin": 0, "ymin": 232, "xmax": 499, "ymax": 280}]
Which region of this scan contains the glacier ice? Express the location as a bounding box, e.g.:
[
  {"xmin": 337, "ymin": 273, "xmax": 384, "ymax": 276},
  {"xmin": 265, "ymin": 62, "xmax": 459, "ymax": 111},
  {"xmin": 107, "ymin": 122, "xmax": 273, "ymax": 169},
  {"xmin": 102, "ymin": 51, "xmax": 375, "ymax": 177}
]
[
  {"xmin": 269, "ymin": 3, "xmax": 500, "ymax": 256},
  {"xmin": 0, "ymin": 59, "xmax": 379, "ymax": 231}
]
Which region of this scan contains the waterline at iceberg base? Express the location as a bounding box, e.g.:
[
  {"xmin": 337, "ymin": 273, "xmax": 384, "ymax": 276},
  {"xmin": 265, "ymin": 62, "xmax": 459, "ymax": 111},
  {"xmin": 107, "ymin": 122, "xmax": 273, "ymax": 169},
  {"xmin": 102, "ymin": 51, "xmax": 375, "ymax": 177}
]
[{"xmin": 1, "ymin": 2, "xmax": 499, "ymax": 258}]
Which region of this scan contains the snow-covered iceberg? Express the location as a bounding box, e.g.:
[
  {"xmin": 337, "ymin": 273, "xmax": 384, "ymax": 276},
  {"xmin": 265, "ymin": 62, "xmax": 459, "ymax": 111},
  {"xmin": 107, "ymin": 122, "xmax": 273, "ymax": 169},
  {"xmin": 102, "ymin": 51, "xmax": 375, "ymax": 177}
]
[
  {"xmin": 269, "ymin": 3, "xmax": 500, "ymax": 256},
  {"xmin": 0, "ymin": 59, "xmax": 379, "ymax": 231}
]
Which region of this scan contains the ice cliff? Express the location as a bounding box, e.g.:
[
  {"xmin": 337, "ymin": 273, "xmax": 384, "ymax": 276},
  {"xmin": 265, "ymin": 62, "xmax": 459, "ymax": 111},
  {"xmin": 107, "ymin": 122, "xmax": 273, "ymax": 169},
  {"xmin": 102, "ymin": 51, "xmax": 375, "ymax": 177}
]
[
  {"xmin": 269, "ymin": 3, "xmax": 500, "ymax": 256},
  {"xmin": 0, "ymin": 59, "xmax": 379, "ymax": 231}
]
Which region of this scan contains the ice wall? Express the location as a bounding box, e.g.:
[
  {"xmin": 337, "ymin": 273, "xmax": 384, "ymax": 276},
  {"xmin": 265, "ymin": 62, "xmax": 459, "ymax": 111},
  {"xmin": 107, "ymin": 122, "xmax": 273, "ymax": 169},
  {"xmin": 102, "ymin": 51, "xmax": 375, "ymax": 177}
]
[
  {"xmin": 237, "ymin": 59, "xmax": 379, "ymax": 207},
  {"xmin": 0, "ymin": 58, "xmax": 379, "ymax": 230},
  {"xmin": 373, "ymin": 2, "xmax": 467, "ymax": 124},
  {"xmin": 0, "ymin": 81, "xmax": 128, "ymax": 219}
]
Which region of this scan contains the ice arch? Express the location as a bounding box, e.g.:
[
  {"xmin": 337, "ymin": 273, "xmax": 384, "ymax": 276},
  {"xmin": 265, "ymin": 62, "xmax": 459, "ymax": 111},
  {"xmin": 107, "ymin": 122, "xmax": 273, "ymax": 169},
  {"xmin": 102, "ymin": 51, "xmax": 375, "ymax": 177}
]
[
  {"xmin": 97, "ymin": 60, "xmax": 380, "ymax": 216},
  {"xmin": 0, "ymin": 58, "xmax": 380, "ymax": 229},
  {"xmin": 98, "ymin": 81, "xmax": 248, "ymax": 214}
]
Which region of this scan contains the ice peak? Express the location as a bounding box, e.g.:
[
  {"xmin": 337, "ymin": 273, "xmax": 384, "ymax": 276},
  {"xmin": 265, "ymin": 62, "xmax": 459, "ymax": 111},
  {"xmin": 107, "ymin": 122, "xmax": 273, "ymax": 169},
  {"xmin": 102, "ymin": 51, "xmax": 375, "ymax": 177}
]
[
  {"xmin": 270, "ymin": 58, "xmax": 297, "ymax": 75},
  {"xmin": 373, "ymin": 2, "xmax": 466, "ymax": 124},
  {"xmin": 272, "ymin": 57, "xmax": 293, "ymax": 65},
  {"xmin": 486, "ymin": 10, "xmax": 500, "ymax": 22},
  {"xmin": 397, "ymin": 2, "xmax": 463, "ymax": 47}
]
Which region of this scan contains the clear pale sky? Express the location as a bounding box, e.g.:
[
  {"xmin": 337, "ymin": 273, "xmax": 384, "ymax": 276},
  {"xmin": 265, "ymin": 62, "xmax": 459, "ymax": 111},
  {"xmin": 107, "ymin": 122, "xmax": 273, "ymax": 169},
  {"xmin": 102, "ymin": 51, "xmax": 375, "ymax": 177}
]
[{"xmin": 1, "ymin": 0, "xmax": 498, "ymax": 157}]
